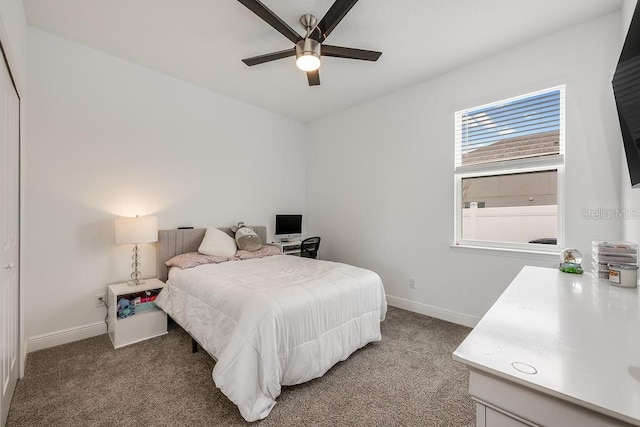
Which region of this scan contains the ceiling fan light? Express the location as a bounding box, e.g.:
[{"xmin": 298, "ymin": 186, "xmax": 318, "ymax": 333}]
[
  {"xmin": 296, "ymin": 38, "xmax": 321, "ymax": 72},
  {"xmin": 296, "ymin": 53, "xmax": 321, "ymax": 71}
]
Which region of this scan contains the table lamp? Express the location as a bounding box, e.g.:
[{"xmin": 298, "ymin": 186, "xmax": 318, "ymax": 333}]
[{"xmin": 115, "ymin": 215, "xmax": 158, "ymax": 286}]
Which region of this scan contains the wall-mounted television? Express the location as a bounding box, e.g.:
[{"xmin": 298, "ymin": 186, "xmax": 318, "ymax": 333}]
[
  {"xmin": 275, "ymin": 214, "xmax": 302, "ymax": 242},
  {"xmin": 613, "ymin": 0, "xmax": 640, "ymax": 188}
]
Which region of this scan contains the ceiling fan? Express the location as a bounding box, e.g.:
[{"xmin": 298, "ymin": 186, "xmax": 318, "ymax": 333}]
[{"xmin": 238, "ymin": 0, "xmax": 382, "ymax": 86}]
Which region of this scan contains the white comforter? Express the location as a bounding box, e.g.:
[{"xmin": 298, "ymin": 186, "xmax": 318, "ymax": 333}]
[{"xmin": 154, "ymin": 254, "xmax": 386, "ymax": 422}]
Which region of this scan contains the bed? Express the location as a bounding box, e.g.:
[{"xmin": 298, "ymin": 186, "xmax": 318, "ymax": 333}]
[{"xmin": 153, "ymin": 227, "xmax": 387, "ymax": 422}]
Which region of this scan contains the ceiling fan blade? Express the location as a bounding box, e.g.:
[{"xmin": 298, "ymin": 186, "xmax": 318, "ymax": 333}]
[
  {"xmin": 314, "ymin": 0, "xmax": 359, "ymax": 42},
  {"xmin": 321, "ymin": 45, "xmax": 382, "ymax": 61},
  {"xmin": 242, "ymin": 48, "xmax": 296, "ymax": 66},
  {"xmin": 237, "ymin": 0, "xmax": 302, "ymax": 44},
  {"xmin": 307, "ymin": 70, "xmax": 320, "ymax": 86}
]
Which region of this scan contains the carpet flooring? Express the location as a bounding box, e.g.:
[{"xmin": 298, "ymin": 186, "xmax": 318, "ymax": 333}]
[{"xmin": 7, "ymin": 306, "xmax": 474, "ymax": 426}]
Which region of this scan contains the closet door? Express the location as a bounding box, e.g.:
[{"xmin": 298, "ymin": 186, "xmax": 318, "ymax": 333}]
[{"xmin": 0, "ymin": 53, "xmax": 19, "ymax": 427}]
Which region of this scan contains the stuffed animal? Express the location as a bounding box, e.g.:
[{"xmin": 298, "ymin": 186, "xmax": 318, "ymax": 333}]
[
  {"xmin": 231, "ymin": 222, "xmax": 262, "ymax": 252},
  {"xmin": 117, "ymin": 298, "xmax": 135, "ymax": 319}
]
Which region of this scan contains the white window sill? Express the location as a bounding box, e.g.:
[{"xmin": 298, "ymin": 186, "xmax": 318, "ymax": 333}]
[{"xmin": 450, "ymin": 244, "xmax": 561, "ymax": 263}]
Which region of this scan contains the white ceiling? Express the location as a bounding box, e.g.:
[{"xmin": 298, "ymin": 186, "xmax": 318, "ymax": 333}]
[{"xmin": 24, "ymin": 0, "xmax": 623, "ymax": 122}]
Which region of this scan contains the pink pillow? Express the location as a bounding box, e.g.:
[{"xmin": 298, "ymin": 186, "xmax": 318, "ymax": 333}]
[{"xmin": 165, "ymin": 252, "xmax": 231, "ymax": 269}]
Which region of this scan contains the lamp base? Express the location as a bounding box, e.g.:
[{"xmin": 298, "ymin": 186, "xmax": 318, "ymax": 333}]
[{"xmin": 127, "ymin": 244, "xmax": 144, "ymax": 286}]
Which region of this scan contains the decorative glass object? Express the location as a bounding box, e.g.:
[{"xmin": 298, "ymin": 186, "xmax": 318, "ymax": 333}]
[{"xmin": 559, "ymin": 248, "xmax": 583, "ymax": 274}]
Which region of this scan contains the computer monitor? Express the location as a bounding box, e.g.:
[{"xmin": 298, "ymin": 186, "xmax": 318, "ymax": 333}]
[{"xmin": 275, "ymin": 214, "xmax": 302, "ymax": 242}]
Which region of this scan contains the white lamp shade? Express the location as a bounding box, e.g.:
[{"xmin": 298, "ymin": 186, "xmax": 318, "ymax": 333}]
[{"xmin": 115, "ymin": 216, "xmax": 158, "ymax": 244}]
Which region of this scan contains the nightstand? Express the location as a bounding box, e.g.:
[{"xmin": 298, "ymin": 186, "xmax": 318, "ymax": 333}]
[{"xmin": 107, "ymin": 278, "xmax": 167, "ymax": 349}]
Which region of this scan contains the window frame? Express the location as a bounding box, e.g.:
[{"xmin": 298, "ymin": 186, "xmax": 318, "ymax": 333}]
[{"xmin": 453, "ymin": 86, "xmax": 566, "ymax": 253}]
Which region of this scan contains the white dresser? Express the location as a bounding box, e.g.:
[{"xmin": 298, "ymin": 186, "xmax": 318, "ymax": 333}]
[{"xmin": 453, "ymin": 266, "xmax": 640, "ymax": 426}]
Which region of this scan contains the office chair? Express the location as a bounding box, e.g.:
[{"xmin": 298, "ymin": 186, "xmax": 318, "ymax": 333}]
[{"xmin": 300, "ymin": 236, "xmax": 321, "ymax": 259}]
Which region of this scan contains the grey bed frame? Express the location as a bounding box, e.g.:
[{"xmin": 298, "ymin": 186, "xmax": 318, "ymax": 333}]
[{"xmin": 156, "ymin": 226, "xmax": 267, "ymax": 282}]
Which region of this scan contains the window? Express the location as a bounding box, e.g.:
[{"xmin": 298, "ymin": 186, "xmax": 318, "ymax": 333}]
[{"xmin": 454, "ymin": 86, "xmax": 565, "ymax": 250}]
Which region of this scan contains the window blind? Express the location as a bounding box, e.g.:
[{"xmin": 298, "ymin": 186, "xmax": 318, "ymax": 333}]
[{"xmin": 455, "ymin": 87, "xmax": 564, "ymax": 168}]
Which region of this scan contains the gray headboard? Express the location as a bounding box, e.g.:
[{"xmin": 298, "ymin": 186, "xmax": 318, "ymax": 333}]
[{"xmin": 156, "ymin": 226, "xmax": 267, "ymax": 282}]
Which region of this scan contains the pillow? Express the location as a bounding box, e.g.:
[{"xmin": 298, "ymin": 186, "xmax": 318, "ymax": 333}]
[
  {"xmin": 165, "ymin": 252, "xmax": 232, "ymax": 269},
  {"xmin": 232, "ymin": 222, "xmax": 262, "ymax": 252},
  {"xmin": 198, "ymin": 226, "xmax": 237, "ymax": 257},
  {"xmin": 235, "ymin": 244, "xmax": 282, "ymax": 260}
]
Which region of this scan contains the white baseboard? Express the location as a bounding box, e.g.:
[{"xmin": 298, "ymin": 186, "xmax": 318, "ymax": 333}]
[
  {"xmin": 27, "ymin": 322, "xmax": 107, "ymax": 353},
  {"xmin": 386, "ymin": 295, "xmax": 480, "ymax": 328}
]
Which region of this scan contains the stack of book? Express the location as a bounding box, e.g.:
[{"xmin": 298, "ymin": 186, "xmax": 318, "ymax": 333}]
[{"xmin": 591, "ymin": 241, "xmax": 638, "ymax": 280}]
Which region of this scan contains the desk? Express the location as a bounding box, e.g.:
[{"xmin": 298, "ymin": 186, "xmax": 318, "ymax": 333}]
[
  {"xmin": 271, "ymin": 241, "xmax": 301, "ymax": 256},
  {"xmin": 453, "ymin": 266, "xmax": 640, "ymax": 426}
]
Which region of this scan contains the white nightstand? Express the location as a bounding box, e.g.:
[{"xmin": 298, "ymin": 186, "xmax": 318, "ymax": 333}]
[{"xmin": 107, "ymin": 278, "xmax": 167, "ymax": 349}]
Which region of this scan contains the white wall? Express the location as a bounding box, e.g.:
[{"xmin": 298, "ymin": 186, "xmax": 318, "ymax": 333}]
[
  {"xmin": 621, "ymin": 0, "xmax": 640, "ymax": 244},
  {"xmin": 307, "ymin": 12, "xmax": 623, "ymax": 325},
  {"xmin": 25, "ymin": 28, "xmax": 306, "ymax": 350}
]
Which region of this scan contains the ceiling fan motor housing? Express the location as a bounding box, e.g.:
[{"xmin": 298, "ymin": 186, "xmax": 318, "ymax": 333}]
[{"xmin": 296, "ymin": 38, "xmax": 321, "ymax": 58}]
